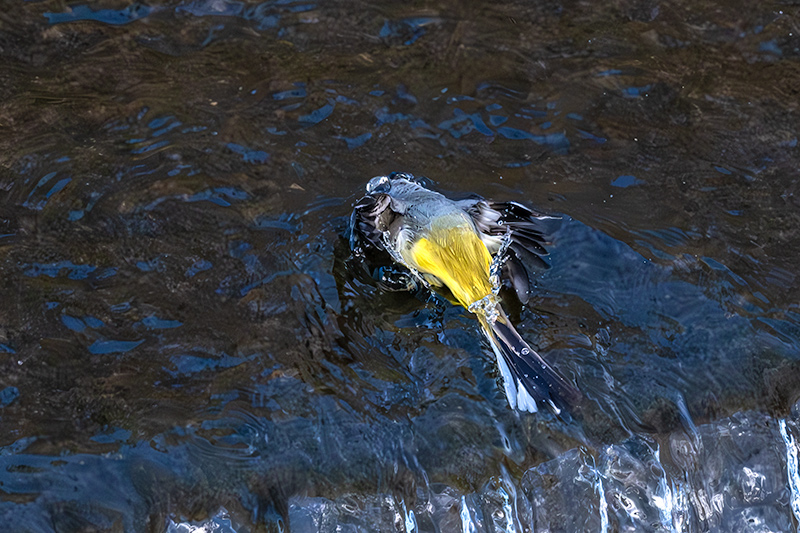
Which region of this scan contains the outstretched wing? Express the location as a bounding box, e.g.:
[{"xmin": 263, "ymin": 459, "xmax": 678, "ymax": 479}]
[
  {"xmin": 350, "ymin": 192, "xmax": 421, "ymax": 292},
  {"xmin": 350, "ymin": 193, "xmax": 394, "ymax": 252},
  {"xmin": 459, "ymin": 198, "xmax": 552, "ymax": 305}
]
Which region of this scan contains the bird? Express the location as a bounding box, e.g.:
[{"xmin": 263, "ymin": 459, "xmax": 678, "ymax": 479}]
[{"xmin": 349, "ymin": 172, "xmax": 580, "ymax": 414}]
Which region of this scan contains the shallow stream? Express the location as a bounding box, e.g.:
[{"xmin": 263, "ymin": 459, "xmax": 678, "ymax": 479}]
[{"xmin": 1, "ymin": 1, "xmax": 800, "ymax": 531}]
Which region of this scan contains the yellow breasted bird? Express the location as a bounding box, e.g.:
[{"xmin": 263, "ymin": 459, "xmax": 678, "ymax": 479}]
[{"xmin": 350, "ymin": 172, "xmax": 580, "ymax": 414}]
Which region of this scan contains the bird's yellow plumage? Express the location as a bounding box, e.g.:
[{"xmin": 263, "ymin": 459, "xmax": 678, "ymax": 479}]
[{"xmin": 408, "ymin": 222, "xmax": 493, "ymax": 309}]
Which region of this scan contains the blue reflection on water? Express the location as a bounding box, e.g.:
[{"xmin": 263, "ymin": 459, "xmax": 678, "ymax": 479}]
[
  {"xmin": 0, "ymin": 387, "xmax": 20, "ymax": 407},
  {"xmin": 141, "ymin": 316, "xmax": 183, "ymax": 330},
  {"xmin": 61, "ymin": 315, "xmax": 88, "ymax": 332},
  {"xmin": 90, "ymin": 427, "xmax": 131, "ymax": 443},
  {"xmin": 168, "ymin": 353, "xmax": 245, "ymax": 377},
  {"xmin": 336, "ymin": 132, "xmax": 372, "ymax": 150},
  {"xmin": 273, "ymin": 87, "xmax": 307, "ymax": 101},
  {"xmin": 88, "ymin": 339, "xmax": 145, "ymax": 354},
  {"xmin": 44, "ymin": 4, "xmax": 153, "ymax": 25},
  {"xmin": 144, "ymin": 187, "xmax": 249, "ymax": 210},
  {"xmin": 299, "ymin": 101, "xmax": 335, "ymax": 125},
  {"xmin": 22, "ymin": 261, "xmax": 116, "ymax": 280},
  {"xmin": 186, "ymin": 259, "xmax": 213, "ymax": 277},
  {"xmin": 22, "ymin": 172, "xmax": 72, "ymax": 210},
  {"xmin": 227, "ymin": 143, "xmax": 269, "ymax": 163},
  {"xmin": 611, "ymin": 175, "xmax": 645, "ymax": 188}
]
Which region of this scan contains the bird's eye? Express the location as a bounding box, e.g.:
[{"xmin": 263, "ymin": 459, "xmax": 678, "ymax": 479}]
[{"xmin": 366, "ymin": 175, "xmax": 391, "ymax": 194}]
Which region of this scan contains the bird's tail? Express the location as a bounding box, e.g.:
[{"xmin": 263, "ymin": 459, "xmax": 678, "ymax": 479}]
[{"xmin": 476, "ymin": 304, "xmax": 579, "ymax": 414}]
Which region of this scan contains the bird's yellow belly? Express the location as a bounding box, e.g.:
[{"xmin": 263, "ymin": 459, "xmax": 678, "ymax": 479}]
[{"xmin": 407, "ymin": 224, "xmax": 493, "ymax": 309}]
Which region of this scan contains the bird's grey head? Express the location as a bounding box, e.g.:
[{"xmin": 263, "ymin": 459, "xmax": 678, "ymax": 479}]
[
  {"xmin": 366, "ymin": 172, "xmax": 426, "ymax": 195},
  {"xmin": 366, "ymin": 175, "xmax": 392, "ymax": 194}
]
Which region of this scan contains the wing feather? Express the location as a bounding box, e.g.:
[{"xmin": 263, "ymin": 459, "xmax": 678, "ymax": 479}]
[
  {"xmin": 350, "ymin": 193, "xmax": 396, "ymax": 251},
  {"xmin": 459, "ymin": 199, "xmax": 552, "ymax": 303}
]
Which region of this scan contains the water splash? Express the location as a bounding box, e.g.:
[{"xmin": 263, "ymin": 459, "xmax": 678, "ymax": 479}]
[
  {"xmin": 460, "ymin": 496, "xmax": 477, "ymax": 533},
  {"xmin": 591, "ymin": 455, "xmax": 610, "ymax": 533},
  {"xmin": 779, "ymin": 419, "xmax": 800, "ymax": 527},
  {"xmin": 401, "ymin": 500, "xmax": 417, "ymax": 533},
  {"xmin": 166, "ymin": 507, "xmax": 239, "ymax": 532},
  {"xmin": 467, "ymin": 293, "xmax": 500, "ymax": 323},
  {"xmin": 488, "ymin": 228, "xmax": 512, "ymax": 294},
  {"xmin": 496, "ymin": 486, "xmax": 516, "ymax": 533}
]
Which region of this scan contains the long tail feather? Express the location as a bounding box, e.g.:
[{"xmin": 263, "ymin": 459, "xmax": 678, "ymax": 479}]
[{"xmin": 478, "ymin": 306, "xmax": 579, "ymax": 414}]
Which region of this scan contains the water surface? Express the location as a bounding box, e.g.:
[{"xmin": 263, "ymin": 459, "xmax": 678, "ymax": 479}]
[{"xmin": 1, "ymin": 1, "xmax": 800, "ymax": 531}]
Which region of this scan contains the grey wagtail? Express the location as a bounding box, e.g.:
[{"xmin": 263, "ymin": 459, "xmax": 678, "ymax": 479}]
[{"xmin": 350, "ymin": 172, "xmax": 580, "ymax": 414}]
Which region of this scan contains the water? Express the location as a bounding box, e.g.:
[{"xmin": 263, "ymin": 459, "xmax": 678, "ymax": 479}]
[{"xmin": 1, "ymin": 1, "xmax": 800, "ymax": 531}]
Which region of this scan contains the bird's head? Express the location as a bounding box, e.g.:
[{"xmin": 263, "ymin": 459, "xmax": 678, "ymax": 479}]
[{"xmin": 365, "ymin": 172, "xmax": 431, "ymax": 196}]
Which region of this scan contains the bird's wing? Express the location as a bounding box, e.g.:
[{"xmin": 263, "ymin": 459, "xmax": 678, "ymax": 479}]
[
  {"xmin": 349, "ymin": 192, "xmax": 412, "ymax": 292},
  {"xmin": 459, "ymin": 198, "xmax": 552, "ymax": 305},
  {"xmin": 350, "ymin": 192, "xmax": 401, "ymax": 252}
]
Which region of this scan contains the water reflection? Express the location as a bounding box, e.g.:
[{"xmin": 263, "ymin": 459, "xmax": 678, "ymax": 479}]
[{"xmin": 1, "ymin": 0, "xmax": 800, "ymax": 531}]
